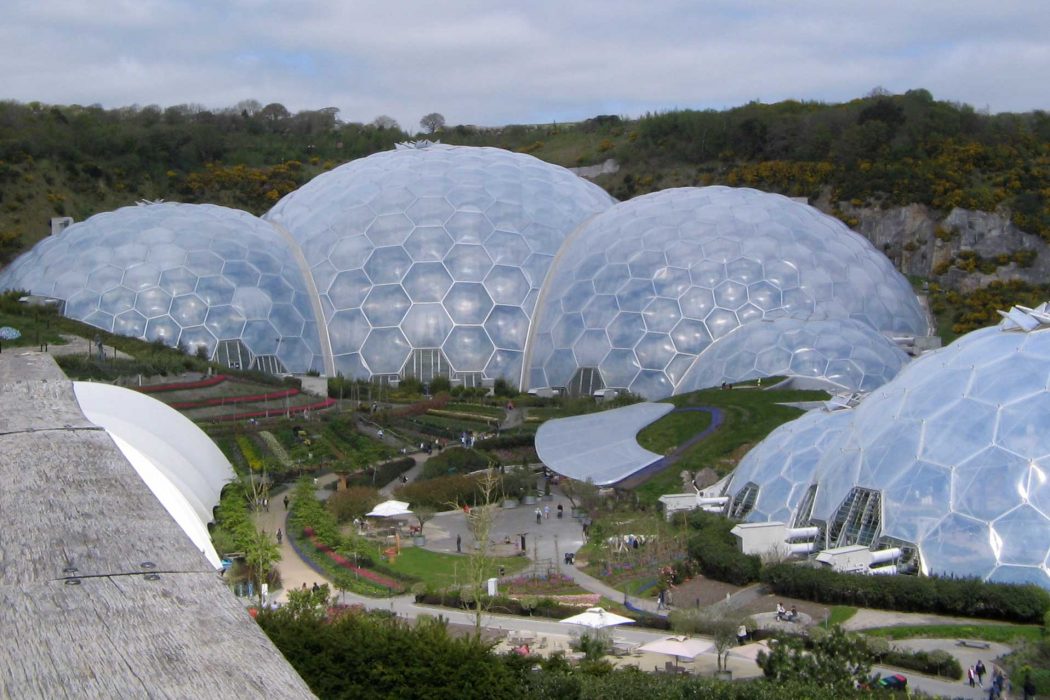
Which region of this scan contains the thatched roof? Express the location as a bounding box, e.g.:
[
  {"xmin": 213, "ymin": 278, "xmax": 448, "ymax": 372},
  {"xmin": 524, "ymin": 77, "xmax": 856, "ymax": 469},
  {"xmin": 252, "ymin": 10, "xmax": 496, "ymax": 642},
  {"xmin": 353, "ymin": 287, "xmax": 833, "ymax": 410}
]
[{"xmin": 0, "ymin": 351, "xmax": 314, "ymax": 698}]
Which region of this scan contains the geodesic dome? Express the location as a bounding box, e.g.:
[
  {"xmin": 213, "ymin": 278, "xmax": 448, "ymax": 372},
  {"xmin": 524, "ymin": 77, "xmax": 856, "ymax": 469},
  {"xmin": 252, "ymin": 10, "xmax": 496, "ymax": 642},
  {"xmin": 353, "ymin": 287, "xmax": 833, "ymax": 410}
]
[
  {"xmin": 266, "ymin": 143, "xmax": 614, "ymax": 383},
  {"xmin": 733, "ymin": 306, "xmax": 1050, "ymax": 588},
  {"xmin": 0, "ymin": 202, "xmax": 323, "ymax": 372},
  {"xmin": 676, "ymin": 318, "xmax": 909, "ymax": 394},
  {"xmin": 525, "ymin": 187, "xmax": 926, "ymax": 399},
  {"xmin": 723, "ymin": 408, "xmax": 852, "ymax": 523}
]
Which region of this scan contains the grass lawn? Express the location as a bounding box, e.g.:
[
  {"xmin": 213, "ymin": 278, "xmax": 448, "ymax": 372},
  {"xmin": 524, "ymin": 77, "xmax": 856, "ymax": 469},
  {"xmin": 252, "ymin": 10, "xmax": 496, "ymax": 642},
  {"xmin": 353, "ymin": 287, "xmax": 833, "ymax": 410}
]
[
  {"xmin": 636, "ymin": 409, "xmax": 713, "ymax": 454},
  {"xmin": 385, "ymin": 547, "xmax": 528, "ymax": 590},
  {"xmin": 633, "ymin": 383, "xmax": 828, "ymax": 503},
  {"xmin": 827, "ymin": 606, "xmax": 858, "ymax": 626},
  {"xmin": 861, "ymin": 623, "xmax": 1044, "ymax": 644}
]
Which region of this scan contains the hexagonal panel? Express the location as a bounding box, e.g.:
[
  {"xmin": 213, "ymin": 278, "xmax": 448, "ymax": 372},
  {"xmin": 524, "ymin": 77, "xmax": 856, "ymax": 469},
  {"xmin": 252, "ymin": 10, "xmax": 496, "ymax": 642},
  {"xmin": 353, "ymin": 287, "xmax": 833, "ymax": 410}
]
[
  {"xmin": 444, "ymin": 282, "xmax": 493, "ymax": 324},
  {"xmin": 402, "ymin": 303, "xmax": 454, "ymax": 347},
  {"xmin": 443, "ymin": 326, "xmax": 494, "ymax": 371},
  {"xmin": 362, "ymin": 327, "xmax": 411, "ymax": 374},
  {"xmin": 403, "ymin": 262, "xmax": 454, "ymax": 303},
  {"xmin": 444, "ymin": 244, "xmax": 492, "ymax": 282},
  {"xmin": 362, "ymin": 284, "xmax": 411, "ymax": 326},
  {"xmin": 364, "ymin": 246, "xmax": 412, "ymax": 284},
  {"xmin": 484, "ymin": 265, "xmax": 530, "ymax": 306},
  {"xmin": 484, "ymin": 305, "xmax": 529, "ymax": 351}
]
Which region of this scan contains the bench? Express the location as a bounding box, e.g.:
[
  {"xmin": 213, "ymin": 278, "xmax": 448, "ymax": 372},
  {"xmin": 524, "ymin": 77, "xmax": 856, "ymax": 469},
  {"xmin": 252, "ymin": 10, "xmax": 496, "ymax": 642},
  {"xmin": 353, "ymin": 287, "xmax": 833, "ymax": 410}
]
[{"xmin": 956, "ymin": 639, "xmax": 991, "ymax": 649}]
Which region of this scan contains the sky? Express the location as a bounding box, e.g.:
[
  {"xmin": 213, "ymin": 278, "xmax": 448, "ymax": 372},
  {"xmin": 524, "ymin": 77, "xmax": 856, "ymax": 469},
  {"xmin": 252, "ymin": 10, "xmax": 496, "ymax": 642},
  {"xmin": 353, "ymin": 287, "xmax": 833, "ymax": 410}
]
[{"xmin": 2, "ymin": 0, "xmax": 1048, "ymax": 130}]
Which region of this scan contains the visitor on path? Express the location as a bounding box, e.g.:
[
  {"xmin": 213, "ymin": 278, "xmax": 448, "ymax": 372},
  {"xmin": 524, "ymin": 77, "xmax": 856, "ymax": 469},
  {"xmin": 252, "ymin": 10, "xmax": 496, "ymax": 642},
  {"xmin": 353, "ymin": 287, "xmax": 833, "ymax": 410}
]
[
  {"xmin": 535, "ymin": 507, "xmax": 542, "ymax": 524},
  {"xmin": 557, "ymin": 504, "xmax": 563, "ymax": 518},
  {"xmin": 283, "ymin": 495, "xmax": 289, "ymax": 510},
  {"xmin": 776, "ymin": 602, "xmax": 786, "ymax": 621},
  {"xmin": 737, "ymin": 624, "xmax": 748, "ymax": 645},
  {"xmin": 656, "ymin": 589, "xmax": 666, "ymax": 611},
  {"xmin": 276, "ymin": 528, "xmax": 282, "ymax": 544},
  {"xmin": 1023, "ymin": 673, "xmax": 1036, "ymax": 699},
  {"xmin": 968, "ymin": 666, "xmax": 976, "ymax": 688},
  {"xmin": 543, "ymin": 505, "xmax": 550, "ymax": 519},
  {"xmin": 456, "ymin": 534, "xmax": 461, "ymax": 553},
  {"xmin": 263, "ymin": 497, "xmax": 269, "ymax": 512},
  {"xmin": 377, "ymin": 429, "xmax": 383, "ymax": 439},
  {"xmin": 976, "ymin": 660, "xmax": 986, "ymax": 686}
]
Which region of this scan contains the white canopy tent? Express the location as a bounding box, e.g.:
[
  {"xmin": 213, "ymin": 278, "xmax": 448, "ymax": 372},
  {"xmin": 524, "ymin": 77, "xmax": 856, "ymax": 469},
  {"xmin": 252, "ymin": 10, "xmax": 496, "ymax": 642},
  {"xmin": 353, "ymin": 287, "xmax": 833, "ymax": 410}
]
[{"xmin": 367, "ymin": 500, "xmax": 413, "ymax": 518}]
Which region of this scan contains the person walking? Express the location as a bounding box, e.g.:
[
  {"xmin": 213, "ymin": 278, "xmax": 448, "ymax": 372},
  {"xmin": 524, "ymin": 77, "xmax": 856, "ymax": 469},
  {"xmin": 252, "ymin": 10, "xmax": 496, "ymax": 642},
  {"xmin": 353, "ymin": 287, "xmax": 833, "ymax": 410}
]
[
  {"xmin": 543, "ymin": 505, "xmax": 550, "ymax": 519},
  {"xmin": 968, "ymin": 666, "xmax": 976, "ymax": 688},
  {"xmin": 456, "ymin": 534, "xmax": 461, "ymax": 553},
  {"xmin": 975, "ymin": 660, "xmax": 986, "ymax": 687},
  {"xmin": 535, "ymin": 507, "xmax": 542, "ymax": 524},
  {"xmin": 276, "ymin": 528, "xmax": 282, "ymax": 544},
  {"xmin": 283, "ymin": 494, "xmax": 289, "ymax": 510}
]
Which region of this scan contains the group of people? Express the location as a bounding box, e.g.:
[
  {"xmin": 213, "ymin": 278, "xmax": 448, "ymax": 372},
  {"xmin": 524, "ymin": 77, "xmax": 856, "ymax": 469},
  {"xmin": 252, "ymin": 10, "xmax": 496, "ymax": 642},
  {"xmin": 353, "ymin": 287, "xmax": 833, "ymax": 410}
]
[
  {"xmin": 968, "ymin": 661, "xmax": 1026, "ymax": 700},
  {"xmin": 775, "ymin": 602, "xmax": 798, "ymax": 622}
]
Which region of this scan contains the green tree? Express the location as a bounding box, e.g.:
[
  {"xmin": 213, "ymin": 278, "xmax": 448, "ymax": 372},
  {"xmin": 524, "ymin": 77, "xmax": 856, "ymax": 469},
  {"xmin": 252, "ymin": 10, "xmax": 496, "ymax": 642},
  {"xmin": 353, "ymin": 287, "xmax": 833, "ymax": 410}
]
[{"xmin": 757, "ymin": 626, "xmax": 871, "ymax": 691}]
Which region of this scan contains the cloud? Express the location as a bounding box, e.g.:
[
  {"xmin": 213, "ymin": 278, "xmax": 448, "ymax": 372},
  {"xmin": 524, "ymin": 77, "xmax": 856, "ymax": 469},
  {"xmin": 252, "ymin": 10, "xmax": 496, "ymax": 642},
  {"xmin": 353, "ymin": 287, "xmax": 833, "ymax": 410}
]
[{"xmin": 1, "ymin": 0, "xmax": 1047, "ymax": 129}]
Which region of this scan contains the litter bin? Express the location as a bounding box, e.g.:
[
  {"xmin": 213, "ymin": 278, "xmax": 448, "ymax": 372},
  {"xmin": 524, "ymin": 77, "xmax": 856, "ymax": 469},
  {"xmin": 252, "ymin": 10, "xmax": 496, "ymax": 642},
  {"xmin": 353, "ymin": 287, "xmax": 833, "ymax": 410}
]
[{"xmin": 564, "ymin": 552, "xmax": 575, "ymax": 565}]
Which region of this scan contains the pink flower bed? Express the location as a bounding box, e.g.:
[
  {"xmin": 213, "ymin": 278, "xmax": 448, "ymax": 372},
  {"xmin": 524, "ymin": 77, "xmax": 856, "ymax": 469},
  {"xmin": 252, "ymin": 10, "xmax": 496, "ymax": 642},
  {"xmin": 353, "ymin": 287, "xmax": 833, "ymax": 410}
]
[
  {"xmin": 207, "ymin": 397, "xmax": 336, "ymax": 422},
  {"xmin": 137, "ymin": 374, "xmax": 229, "ymax": 393},
  {"xmin": 169, "ymin": 387, "xmax": 300, "ymax": 409},
  {"xmin": 308, "ymin": 535, "xmax": 402, "ymax": 591}
]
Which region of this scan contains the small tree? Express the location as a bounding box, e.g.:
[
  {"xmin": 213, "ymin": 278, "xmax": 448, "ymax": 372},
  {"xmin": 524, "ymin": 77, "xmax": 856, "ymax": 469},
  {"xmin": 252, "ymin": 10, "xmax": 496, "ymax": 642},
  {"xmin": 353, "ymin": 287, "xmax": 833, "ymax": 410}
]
[
  {"xmin": 420, "ymin": 112, "xmax": 446, "ymax": 134},
  {"xmin": 414, "ymin": 506, "xmax": 436, "ymax": 536},
  {"xmin": 456, "ymin": 468, "xmax": 501, "ymax": 638},
  {"xmin": 757, "ymin": 626, "xmax": 872, "ymax": 691}
]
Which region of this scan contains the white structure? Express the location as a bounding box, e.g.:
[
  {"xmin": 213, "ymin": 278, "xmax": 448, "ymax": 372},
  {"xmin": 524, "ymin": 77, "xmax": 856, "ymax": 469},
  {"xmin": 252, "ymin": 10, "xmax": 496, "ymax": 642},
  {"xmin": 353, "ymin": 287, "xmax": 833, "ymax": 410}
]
[
  {"xmin": 73, "ymin": 382, "xmax": 235, "ymax": 568},
  {"xmin": 816, "ymin": 545, "xmax": 901, "ymax": 574},
  {"xmin": 535, "ymin": 401, "xmax": 673, "ymax": 485},
  {"xmin": 731, "ymin": 522, "xmax": 818, "ymax": 557}
]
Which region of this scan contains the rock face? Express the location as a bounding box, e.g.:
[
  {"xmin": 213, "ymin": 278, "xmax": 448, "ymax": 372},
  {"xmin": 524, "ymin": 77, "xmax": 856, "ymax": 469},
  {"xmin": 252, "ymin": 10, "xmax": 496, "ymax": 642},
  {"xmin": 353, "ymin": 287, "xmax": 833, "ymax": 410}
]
[{"xmin": 835, "ymin": 202, "xmax": 1049, "ymax": 292}]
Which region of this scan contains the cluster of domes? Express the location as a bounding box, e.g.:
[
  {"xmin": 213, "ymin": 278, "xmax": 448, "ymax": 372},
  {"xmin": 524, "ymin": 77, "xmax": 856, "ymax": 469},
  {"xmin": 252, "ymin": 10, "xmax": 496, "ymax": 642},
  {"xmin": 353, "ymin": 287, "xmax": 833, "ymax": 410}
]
[
  {"xmin": 725, "ymin": 305, "xmax": 1050, "ymax": 589},
  {"xmin": 0, "ymin": 145, "xmax": 927, "ymax": 399}
]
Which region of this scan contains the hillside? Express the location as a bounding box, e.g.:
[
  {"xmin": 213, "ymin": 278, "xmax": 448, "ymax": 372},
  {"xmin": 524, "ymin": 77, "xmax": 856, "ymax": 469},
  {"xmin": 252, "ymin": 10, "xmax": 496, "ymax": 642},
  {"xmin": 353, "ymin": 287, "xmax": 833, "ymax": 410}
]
[{"xmin": 2, "ymin": 90, "xmax": 1049, "ymax": 335}]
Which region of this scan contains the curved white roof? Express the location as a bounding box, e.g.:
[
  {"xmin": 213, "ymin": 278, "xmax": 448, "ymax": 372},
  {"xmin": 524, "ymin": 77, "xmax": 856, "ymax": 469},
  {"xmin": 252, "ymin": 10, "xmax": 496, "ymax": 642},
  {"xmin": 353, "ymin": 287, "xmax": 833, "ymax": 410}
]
[
  {"xmin": 535, "ymin": 401, "xmax": 674, "ymax": 485},
  {"xmin": 73, "ymin": 381, "xmax": 235, "ymax": 568}
]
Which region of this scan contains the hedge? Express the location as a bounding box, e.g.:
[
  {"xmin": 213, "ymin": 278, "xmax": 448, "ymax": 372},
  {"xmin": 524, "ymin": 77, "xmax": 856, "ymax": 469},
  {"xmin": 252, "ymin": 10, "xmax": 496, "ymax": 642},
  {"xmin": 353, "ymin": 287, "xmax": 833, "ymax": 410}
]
[
  {"xmin": 761, "ymin": 563, "xmax": 1050, "ymax": 624},
  {"xmin": 685, "ymin": 511, "xmax": 761, "ymax": 586},
  {"xmin": 344, "ymin": 457, "xmax": 415, "ymax": 489},
  {"xmin": 474, "ymin": 434, "xmax": 535, "ymax": 451},
  {"xmin": 421, "ymin": 447, "xmax": 490, "ymax": 479}
]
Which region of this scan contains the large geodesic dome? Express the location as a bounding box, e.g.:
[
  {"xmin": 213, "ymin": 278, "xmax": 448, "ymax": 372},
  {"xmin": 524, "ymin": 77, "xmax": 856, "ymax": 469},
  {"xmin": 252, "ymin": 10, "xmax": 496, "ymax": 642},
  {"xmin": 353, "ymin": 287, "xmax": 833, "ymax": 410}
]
[
  {"xmin": 0, "ymin": 203, "xmax": 323, "ymax": 372},
  {"xmin": 524, "ymin": 187, "xmax": 927, "ymax": 399},
  {"xmin": 676, "ymin": 318, "xmax": 909, "ymax": 394},
  {"xmin": 729, "ymin": 306, "xmax": 1050, "ymax": 589},
  {"xmin": 266, "ymin": 143, "xmax": 615, "ymax": 384}
]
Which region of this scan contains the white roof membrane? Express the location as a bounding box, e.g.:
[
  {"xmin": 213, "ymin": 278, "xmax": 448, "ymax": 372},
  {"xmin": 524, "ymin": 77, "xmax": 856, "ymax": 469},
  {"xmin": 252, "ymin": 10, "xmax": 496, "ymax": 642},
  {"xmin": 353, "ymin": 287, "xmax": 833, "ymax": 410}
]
[{"xmin": 535, "ymin": 401, "xmax": 674, "ymax": 485}]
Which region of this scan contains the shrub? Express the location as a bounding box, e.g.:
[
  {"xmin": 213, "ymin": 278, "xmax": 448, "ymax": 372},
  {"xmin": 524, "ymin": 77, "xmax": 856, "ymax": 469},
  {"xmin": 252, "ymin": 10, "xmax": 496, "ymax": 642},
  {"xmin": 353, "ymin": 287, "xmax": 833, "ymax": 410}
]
[
  {"xmin": 344, "ymin": 457, "xmax": 414, "ymax": 489},
  {"xmin": 474, "ymin": 434, "xmax": 534, "ymax": 451},
  {"xmin": 394, "ymin": 473, "xmax": 499, "ymax": 510},
  {"xmin": 685, "ymin": 511, "xmax": 761, "ymax": 586}
]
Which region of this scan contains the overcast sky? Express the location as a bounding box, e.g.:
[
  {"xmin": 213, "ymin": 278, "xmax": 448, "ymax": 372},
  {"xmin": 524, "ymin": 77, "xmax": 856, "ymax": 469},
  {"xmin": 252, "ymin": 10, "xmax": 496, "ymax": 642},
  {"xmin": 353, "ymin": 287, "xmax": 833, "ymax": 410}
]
[{"xmin": 3, "ymin": 1, "xmax": 1048, "ymax": 130}]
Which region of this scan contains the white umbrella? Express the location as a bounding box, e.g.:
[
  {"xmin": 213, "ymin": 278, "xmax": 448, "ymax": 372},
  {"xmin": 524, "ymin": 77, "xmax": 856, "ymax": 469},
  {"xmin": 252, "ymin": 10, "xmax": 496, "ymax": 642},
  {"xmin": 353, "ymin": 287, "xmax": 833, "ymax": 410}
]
[
  {"xmin": 637, "ymin": 635, "xmax": 715, "ymax": 669},
  {"xmin": 560, "ymin": 606, "xmax": 635, "ymax": 630},
  {"xmin": 367, "ymin": 499, "xmax": 413, "ymax": 517}
]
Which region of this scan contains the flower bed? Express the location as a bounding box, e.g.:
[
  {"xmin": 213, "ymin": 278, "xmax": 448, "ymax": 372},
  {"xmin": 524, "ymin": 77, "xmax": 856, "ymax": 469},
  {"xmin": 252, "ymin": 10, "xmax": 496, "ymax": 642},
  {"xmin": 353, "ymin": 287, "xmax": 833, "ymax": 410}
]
[
  {"xmin": 307, "ymin": 533, "xmax": 404, "ymax": 592},
  {"xmin": 507, "ymin": 593, "xmax": 599, "ymax": 608},
  {"xmin": 169, "ymin": 387, "xmax": 300, "ymax": 409},
  {"xmin": 136, "ymin": 374, "xmax": 228, "ymax": 393}
]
